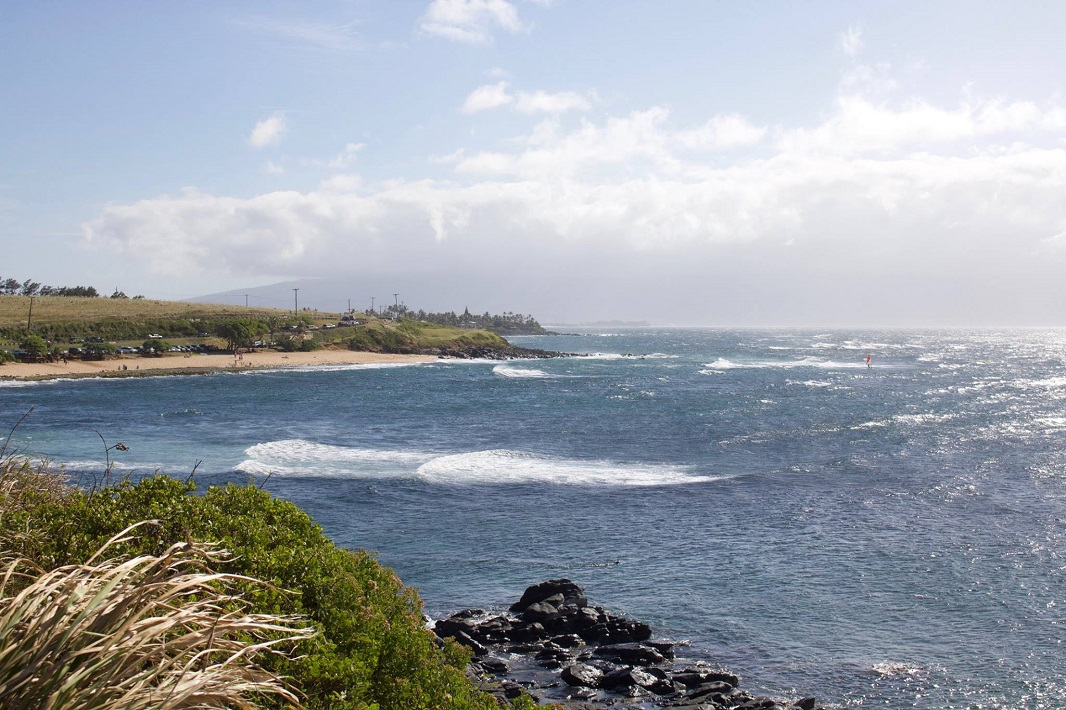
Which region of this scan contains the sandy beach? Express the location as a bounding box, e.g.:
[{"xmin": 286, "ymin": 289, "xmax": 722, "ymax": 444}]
[{"xmin": 0, "ymin": 349, "xmax": 436, "ymax": 381}]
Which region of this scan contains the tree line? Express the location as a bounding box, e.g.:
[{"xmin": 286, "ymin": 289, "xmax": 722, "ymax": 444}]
[
  {"xmin": 1, "ymin": 277, "xmax": 140, "ymax": 299},
  {"xmin": 379, "ymin": 305, "xmax": 547, "ymax": 335}
]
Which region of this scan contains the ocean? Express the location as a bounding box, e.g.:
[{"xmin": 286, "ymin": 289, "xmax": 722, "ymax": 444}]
[{"xmin": 3, "ymin": 328, "xmax": 1064, "ymax": 708}]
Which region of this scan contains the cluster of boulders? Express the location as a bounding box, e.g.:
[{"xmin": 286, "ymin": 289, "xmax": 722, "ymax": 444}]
[
  {"xmin": 427, "ymin": 344, "xmax": 577, "ymax": 360},
  {"xmin": 433, "ymin": 579, "xmax": 822, "ymax": 709}
]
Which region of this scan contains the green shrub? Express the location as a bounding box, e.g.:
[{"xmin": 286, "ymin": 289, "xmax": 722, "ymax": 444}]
[
  {"xmin": 0, "ymin": 532, "xmax": 312, "ymax": 709},
  {"xmin": 347, "ymin": 324, "xmax": 417, "ymax": 353},
  {"xmin": 19, "ymin": 335, "xmax": 47, "ymax": 360},
  {"xmin": 0, "ymin": 466, "xmax": 497, "ymax": 710}
]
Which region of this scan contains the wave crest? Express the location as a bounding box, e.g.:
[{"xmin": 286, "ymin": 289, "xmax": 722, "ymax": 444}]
[{"xmin": 237, "ymin": 440, "xmax": 720, "ymax": 486}]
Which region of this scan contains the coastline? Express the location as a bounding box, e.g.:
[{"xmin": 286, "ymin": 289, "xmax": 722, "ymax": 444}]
[{"xmin": 0, "ymin": 349, "xmax": 437, "ymax": 381}]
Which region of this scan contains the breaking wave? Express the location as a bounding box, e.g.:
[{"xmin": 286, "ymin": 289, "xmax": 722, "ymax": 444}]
[
  {"xmin": 700, "ymin": 357, "xmax": 879, "ymax": 374},
  {"xmin": 236, "ymin": 440, "xmax": 720, "ymax": 486},
  {"xmin": 415, "ymin": 449, "xmax": 721, "ymax": 486},
  {"xmin": 492, "ymin": 365, "xmax": 554, "ymax": 379}
]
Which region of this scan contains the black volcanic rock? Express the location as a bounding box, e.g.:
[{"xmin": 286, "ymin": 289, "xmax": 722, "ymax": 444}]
[
  {"xmin": 510, "ymin": 578, "xmax": 588, "ymax": 611},
  {"xmin": 434, "ymin": 579, "xmax": 822, "ymax": 709}
]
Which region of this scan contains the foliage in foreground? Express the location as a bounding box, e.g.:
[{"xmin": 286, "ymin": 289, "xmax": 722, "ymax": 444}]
[
  {"xmin": 0, "ymin": 527, "xmax": 312, "ymax": 709},
  {"xmin": 0, "ymin": 459, "xmax": 499, "ymax": 710}
]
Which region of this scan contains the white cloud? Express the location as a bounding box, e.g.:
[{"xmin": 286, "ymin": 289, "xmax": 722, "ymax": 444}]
[
  {"xmin": 462, "ymin": 82, "xmax": 514, "ymax": 113},
  {"xmin": 840, "ymin": 62, "xmax": 898, "ymax": 95},
  {"xmin": 676, "ymin": 114, "xmax": 766, "ymax": 150},
  {"xmin": 840, "ymin": 24, "xmax": 863, "ymax": 56},
  {"xmin": 462, "ymin": 82, "xmax": 592, "ymax": 114},
  {"xmin": 263, "ymin": 160, "xmax": 285, "ymax": 175},
  {"xmin": 418, "ymin": 0, "xmax": 526, "ymax": 44},
  {"xmin": 777, "ymin": 95, "xmax": 1066, "ymax": 156},
  {"xmin": 327, "ymin": 143, "xmax": 366, "ymax": 169},
  {"xmin": 248, "ymin": 113, "xmax": 287, "ymax": 148},
  {"xmin": 83, "ymin": 145, "xmax": 1066, "ymax": 278},
  {"xmin": 514, "ymin": 90, "xmax": 591, "ymax": 114},
  {"xmin": 236, "ymin": 15, "xmax": 364, "ymax": 51}
]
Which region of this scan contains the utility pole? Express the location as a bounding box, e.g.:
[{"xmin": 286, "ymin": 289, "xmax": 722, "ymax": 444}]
[
  {"xmin": 371, "ymin": 296, "xmax": 375, "ymax": 313},
  {"xmin": 293, "ymin": 288, "xmax": 299, "ymax": 315},
  {"xmin": 244, "ymin": 294, "xmax": 249, "ymax": 307},
  {"xmin": 26, "ymin": 296, "xmax": 34, "ymax": 330},
  {"xmin": 347, "ymin": 298, "xmax": 351, "ymax": 314}
]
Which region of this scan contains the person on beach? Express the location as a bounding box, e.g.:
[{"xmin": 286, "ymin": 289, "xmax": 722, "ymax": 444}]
[{"xmin": 866, "ymin": 353, "xmax": 872, "ymax": 368}]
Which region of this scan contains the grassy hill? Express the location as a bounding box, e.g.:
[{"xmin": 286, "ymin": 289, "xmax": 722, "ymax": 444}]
[
  {"xmin": 0, "ymin": 294, "xmax": 312, "ymax": 326},
  {"xmin": 0, "ymin": 295, "xmax": 545, "ymax": 359}
]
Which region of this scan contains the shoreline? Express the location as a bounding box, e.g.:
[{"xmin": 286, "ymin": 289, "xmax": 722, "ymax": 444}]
[{"xmin": 0, "ymin": 349, "xmax": 437, "ymax": 382}]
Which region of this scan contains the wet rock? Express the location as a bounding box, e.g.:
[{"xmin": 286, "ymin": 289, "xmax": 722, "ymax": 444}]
[
  {"xmin": 593, "ymin": 642, "xmax": 667, "ymax": 666},
  {"xmin": 552, "ymin": 633, "xmax": 586, "ymax": 648},
  {"xmin": 673, "ymin": 669, "xmax": 740, "ymax": 689},
  {"xmin": 476, "ymin": 658, "xmax": 509, "ymax": 675},
  {"xmin": 562, "ymin": 663, "xmax": 605, "ymax": 688},
  {"xmin": 511, "ymin": 579, "xmax": 588, "ymax": 612},
  {"xmin": 434, "ymin": 579, "xmax": 816, "ymax": 709}
]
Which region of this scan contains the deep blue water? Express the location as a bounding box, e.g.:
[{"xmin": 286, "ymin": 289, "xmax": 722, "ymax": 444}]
[{"xmin": 3, "ymin": 328, "xmax": 1065, "ymax": 708}]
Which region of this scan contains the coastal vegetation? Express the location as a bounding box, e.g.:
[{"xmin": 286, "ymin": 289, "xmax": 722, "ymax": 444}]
[
  {"xmin": 0, "ymin": 452, "xmax": 513, "ymax": 709},
  {"xmin": 346, "ymin": 319, "xmax": 509, "ymax": 354},
  {"xmin": 0, "ymin": 289, "xmax": 547, "ymax": 361},
  {"xmin": 375, "ymin": 306, "xmax": 548, "ymax": 336},
  {"xmin": 0, "ymin": 291, "xmax": 549, "ymax": 367}
]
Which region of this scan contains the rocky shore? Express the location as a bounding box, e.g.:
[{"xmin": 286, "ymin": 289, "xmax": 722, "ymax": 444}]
[
  {"xmin": 427, "ymin": 344, "xmax": 578, "ymax": 360},
  {"xmin": 433, "ymin": 580, "xmax": 822, "ymax": 710}
]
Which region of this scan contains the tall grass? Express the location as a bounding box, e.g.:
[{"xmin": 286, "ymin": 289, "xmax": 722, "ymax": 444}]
[{"xmin": 0, "ymin": 523, "xmax": 314, "ymax": 709}]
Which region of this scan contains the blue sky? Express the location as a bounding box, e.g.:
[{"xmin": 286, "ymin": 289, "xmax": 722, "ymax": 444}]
[{"xmin": 3, "ymin": 1, "xmax": 1066, "ymax": 325}]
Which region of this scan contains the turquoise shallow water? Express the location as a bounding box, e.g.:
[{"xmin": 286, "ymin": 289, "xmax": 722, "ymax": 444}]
[{"xmin": 3, "ymin": 328, "xmax": 1065, "ymax": 708}]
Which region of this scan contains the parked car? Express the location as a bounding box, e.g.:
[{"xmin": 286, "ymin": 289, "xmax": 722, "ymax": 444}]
[{"xmin": 148, "ymin": 334, "xmax": 163, "ymax": 339}]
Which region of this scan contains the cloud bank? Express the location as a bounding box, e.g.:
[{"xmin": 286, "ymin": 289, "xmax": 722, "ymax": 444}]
[{"xmin": 86, "ymin": 70, "xmax": 1066, "ymax": 324}]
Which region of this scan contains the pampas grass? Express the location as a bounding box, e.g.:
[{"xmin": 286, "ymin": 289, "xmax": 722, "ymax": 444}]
[{"xmin": 0, "ymin": 523, "xmax": 315, "ymax": 709}]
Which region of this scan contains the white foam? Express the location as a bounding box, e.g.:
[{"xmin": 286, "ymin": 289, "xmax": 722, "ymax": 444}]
[
  {"xmin": 701, "ymin": 357, "xmax": 874, "ymax": 372},
  {"xmin": 492, "ymin": 364, "xmax": 553, "ymax": 379},
  {"xmin": 237, "ymin": 439, "xmax": 432, "ymax": 478},
  {"xmin": 871, "ymin": 661, "xmax": 926, "ymax": 677},
  {"xmin": 415, "ymin": 449, "xmax": 720, "ymax": 486},
  {"xmin": 787, "ymin": 379, "xmax": 834, "ymax": 388},
  {"xmin": 239, "ymin": 361, "xmax": 427, "ymax": 376},
  {"xmin": 239, "ymin": 440, "xmax": 723, "ymax": 486},
  {"xmin": 702, "ymin": 358, "xmax": 747, "ymax": 370},
  {"xmin": 577, "ymin": 353, "xmax": 627, "ymax": 360},
  {"xmin": 1023, "ymin": 376, "xmax": 1066, "ymax": 389},
  {"xmin": 0, "ymin": 378, "xmax": 64, "ymax": 388}
]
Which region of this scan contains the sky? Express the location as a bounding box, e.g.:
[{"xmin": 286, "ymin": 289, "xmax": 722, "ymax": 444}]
[{"xmin": 3, "ymin": 1, "xmax": 1066, "ymax": 326}]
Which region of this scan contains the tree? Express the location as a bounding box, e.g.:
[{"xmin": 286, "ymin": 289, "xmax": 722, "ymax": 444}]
[
  {"xmin": 110, "ymin": 289, "xmax": 128, "ymax": 299},
  {"xmin": 215, "ymin": 318, "xmax": 267, "ymax": 351},
  {"xmin": 81, "ymin": 342, "xmax": 115, "ymax": 360},
  {"xmin": 20, "ymin": 280, "xmax": 41, "ymax": 296},
  {"xmin": 55, "ymin": 286, "xmax": 99, "ymax": 297},
  {"xmin": 141, "ymin": 340, "xmax": 170, "ymax": 356},
  {"xmin": 19, "ymin": 335, "xmax": 48, "ymax": 361}
]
